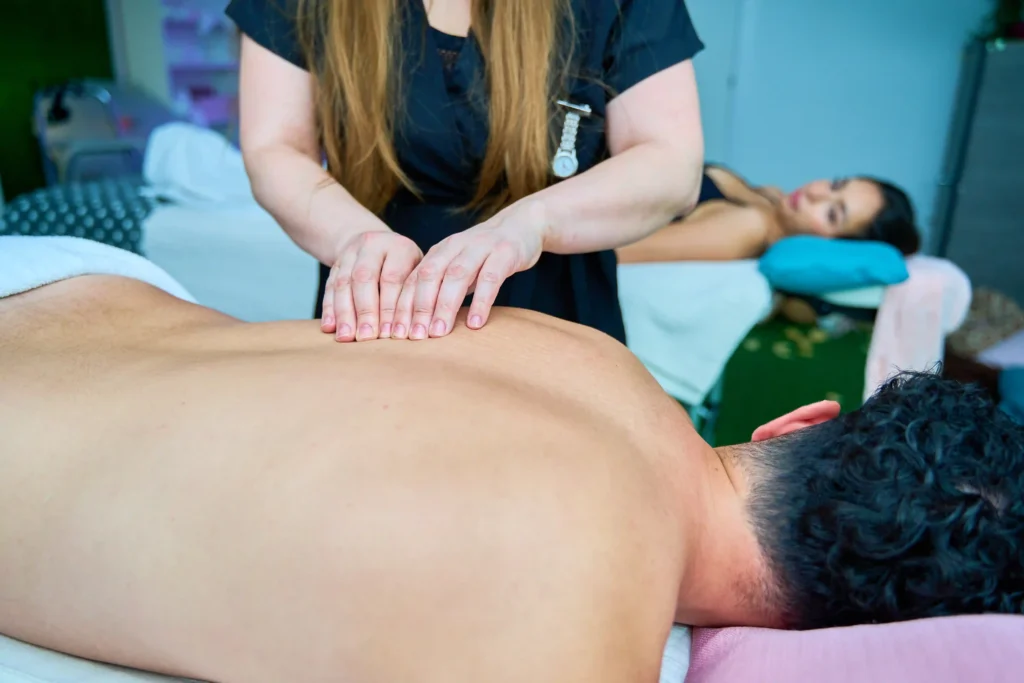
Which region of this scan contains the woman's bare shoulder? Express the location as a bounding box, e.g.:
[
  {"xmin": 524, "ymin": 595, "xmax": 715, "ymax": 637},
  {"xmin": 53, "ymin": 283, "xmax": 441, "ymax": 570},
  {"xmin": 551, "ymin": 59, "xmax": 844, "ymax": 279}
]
[
  {"xmin": 705, "ymin": 165, "xmax": 778, "ymax": 209},
  {"xmin": 705, "ymin": 164, "xmax": 751, "ymax": 190}
]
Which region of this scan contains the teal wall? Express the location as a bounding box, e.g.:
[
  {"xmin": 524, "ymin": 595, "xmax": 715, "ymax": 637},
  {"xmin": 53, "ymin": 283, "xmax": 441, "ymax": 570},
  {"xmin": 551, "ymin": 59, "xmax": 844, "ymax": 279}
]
[{"xmin": 686, "ymin": 0, "xmax": 994, "ymax": 245}]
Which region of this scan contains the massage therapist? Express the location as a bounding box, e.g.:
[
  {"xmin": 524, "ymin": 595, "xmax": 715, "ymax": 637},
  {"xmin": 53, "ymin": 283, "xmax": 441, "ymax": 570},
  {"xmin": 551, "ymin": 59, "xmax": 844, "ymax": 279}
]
[{"xmin": 227, "ymin": 0, "xmax": 706, "ymax": 343}]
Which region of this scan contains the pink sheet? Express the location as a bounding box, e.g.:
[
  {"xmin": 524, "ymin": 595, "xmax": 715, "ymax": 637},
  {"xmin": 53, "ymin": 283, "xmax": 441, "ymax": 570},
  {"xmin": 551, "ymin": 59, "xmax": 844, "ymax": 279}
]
[
  {"xmin": 864, "ymin": 256, "xmax": 971, "ymax": 401},
  {"xmin": 689, "ymin": 615, "xmax": 1024, "ymax": 683}
]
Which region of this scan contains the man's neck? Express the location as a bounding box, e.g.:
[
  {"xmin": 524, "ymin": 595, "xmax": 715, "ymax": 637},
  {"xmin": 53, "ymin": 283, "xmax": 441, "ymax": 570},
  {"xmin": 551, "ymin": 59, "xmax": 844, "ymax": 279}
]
[{"xmin": 671, "ymin": 444, "xmax": 771, "ymax": 628}]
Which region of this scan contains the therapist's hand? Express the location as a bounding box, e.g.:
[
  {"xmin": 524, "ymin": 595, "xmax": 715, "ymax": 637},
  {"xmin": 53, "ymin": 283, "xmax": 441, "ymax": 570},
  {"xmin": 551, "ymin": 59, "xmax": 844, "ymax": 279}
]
[
  {"xmin": 391, "ymin": 201, "xmax": 547, "ymax": 340},
  {"xmin": 321, "ymin": 229, "xmax": 423, "ymax": 342}
]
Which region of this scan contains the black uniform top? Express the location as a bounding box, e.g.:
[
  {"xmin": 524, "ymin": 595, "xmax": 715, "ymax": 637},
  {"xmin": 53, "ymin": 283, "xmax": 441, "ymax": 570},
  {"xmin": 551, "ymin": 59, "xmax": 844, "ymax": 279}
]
[{"xmin": 227, "ymin": 0, "xmax": 703, "ymax": 343}]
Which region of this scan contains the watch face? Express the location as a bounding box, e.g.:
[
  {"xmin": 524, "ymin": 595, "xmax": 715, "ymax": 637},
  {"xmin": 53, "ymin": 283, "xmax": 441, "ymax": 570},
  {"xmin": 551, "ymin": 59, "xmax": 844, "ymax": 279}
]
[{"xmin": 552, "ymin": 153, "xmax": 579, "ymax": 178}]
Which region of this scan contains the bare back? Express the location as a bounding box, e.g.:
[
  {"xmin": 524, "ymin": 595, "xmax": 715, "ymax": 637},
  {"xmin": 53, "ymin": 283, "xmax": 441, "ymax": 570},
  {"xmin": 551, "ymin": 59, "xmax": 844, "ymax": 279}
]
[{"xmin": 0, "ymin": 277, "xmax": 698, "ymax": 683}]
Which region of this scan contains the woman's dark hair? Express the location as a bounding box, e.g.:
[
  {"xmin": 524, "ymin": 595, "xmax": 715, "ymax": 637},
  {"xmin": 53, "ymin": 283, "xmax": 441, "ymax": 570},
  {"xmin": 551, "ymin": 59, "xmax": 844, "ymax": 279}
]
[
  {"xmin": 854, "ymin": 177, "xmax": 921, "ymax": 255},
  {"xmin": 745, "ymin": 372, "xmax": 1024, "ymax": 630}
]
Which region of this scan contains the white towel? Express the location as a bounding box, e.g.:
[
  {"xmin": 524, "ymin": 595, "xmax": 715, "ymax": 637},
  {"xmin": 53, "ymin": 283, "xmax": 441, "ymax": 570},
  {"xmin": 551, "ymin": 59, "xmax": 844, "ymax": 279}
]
[
  {"xmin": 619, "ymin": 260, "xmax": 774, "ymax": 407},
  {"xmin": 143, "ymin": 122, "xmax": 254, "ymax": 208},
  {"xmin": 0, "ymin": 633, "xmax": 199, "ymax": 683},
  {"xmin": 659, "ymin": 626, "xmax": 693, "ymax": 683},
  {"xmin": 0, "ymin": 235, "xmax": 195, "ymax": 303},
  {"xmin": 0, "ymin": 627, "xmax": 691, "ymax": 683}
]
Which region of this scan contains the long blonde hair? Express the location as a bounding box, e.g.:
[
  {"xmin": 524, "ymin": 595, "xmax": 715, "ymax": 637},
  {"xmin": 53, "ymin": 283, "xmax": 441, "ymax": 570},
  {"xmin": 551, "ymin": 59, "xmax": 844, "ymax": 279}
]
[{"xmin": 296, "ymin": 0, "xmax": 574, "ymax": 218}]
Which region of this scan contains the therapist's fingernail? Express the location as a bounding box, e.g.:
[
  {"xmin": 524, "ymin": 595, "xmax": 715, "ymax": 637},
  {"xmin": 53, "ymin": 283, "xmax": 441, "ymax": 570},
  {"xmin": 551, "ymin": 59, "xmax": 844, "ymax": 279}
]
[
  {"xmin": 338, "ymin": 324, "xmax": 352, "ymax": 340},
  {"xmin": 411, "ymin": 324, "xmax": 427, "ymax": 340},
  {"xmin": 393, "ymin": 324, "xmax": 407, "ymax": 339},
  {"xmin": 358, "ymin": 324, "xmax": 373, "ymax": 341},
  {"xmin": 469, "ymin": 315, "xmax": 483, "ymax": 329},
  {"xmin": 322, "ymin": 315, "xmax": 334, "ymax": 329},
  {"xmin": 380, "ymin": 323, "xmax": 392, "ymax": 338},
  {"xmin": 430, "ymin": 320, "xmax": 446, "ymax": 337}
]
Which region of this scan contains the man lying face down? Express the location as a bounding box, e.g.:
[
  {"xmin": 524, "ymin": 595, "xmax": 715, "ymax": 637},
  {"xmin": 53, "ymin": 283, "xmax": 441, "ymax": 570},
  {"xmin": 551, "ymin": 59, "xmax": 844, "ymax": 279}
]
[{"xmin": 0, "ymin": 243, "xmax": 1021, "ymax": 683}]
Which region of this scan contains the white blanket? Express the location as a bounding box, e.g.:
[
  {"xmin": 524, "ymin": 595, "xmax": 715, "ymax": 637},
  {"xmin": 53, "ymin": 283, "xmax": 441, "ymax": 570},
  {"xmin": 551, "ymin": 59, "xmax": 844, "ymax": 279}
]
[
  {"xmin": 0, "ymin": 626, "xmax": 690, "ymax": 683},
  {"xmin": 0, "ymin": 235, "xmax": 195, "ymax": 303},
  {"xmin": 618, "ymin": 260, "xmax": 774, "ymax": 407}
]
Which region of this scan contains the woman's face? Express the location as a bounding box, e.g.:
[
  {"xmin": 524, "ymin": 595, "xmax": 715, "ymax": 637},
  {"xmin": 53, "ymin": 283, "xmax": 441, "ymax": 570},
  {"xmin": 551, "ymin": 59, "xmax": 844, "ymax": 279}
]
[{"xmin": 779, "ymin": 178, "xmax": 884, "ymax": 238}]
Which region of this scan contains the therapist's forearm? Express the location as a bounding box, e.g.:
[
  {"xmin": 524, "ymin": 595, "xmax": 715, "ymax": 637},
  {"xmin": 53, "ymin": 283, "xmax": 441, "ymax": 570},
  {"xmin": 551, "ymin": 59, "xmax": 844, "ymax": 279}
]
[
  {"xmin": 244, "ymin": 144, "xmax": 391, "ymax": 265},
  {"xmin": 532, "ymin": 143, "xmax": 702, "ymax": 256}
]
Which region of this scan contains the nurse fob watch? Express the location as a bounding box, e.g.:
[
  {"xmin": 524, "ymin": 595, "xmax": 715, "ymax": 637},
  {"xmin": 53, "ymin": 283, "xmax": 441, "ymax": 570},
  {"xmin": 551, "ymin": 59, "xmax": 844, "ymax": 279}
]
[{"xmin": 552, "ymin": 100, "xmax": 591, "ymax": 179}]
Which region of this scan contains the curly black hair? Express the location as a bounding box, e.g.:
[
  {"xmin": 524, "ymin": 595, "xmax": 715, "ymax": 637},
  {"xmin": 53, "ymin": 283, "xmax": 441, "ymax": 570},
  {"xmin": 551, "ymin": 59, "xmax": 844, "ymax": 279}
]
[{"xmin": 746, "ymin": 372, "xmax": 1024, "ymax": 629}]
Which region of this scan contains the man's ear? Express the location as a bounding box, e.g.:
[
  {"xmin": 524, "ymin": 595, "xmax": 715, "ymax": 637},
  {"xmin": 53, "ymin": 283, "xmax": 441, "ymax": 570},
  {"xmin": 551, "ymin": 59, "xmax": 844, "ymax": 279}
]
[{"xmin": 751, "ymin": 401, "xmax": 841, "ymax": 442}]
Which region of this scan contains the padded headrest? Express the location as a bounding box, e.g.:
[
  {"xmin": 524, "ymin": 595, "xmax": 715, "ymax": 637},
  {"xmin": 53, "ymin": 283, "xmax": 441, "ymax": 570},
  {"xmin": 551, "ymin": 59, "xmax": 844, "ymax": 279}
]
[{"xmin": 688, "ymin": 615, "xmax": 1024, "ymax": 683}]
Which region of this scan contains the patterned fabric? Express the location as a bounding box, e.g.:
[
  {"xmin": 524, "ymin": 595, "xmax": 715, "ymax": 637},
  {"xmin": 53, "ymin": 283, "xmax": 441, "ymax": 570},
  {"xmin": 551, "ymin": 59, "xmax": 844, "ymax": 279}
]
[
  {"xmin": 0, "ymin": 177, "xmax": 155, "ymax": 254},
  {"xmin": 715, "ymin": 319, "xmax": 872, "ymax": 446},
  {"xmin": 948, "ymin": 287, "xmax": 1024, "ymax": 357}
]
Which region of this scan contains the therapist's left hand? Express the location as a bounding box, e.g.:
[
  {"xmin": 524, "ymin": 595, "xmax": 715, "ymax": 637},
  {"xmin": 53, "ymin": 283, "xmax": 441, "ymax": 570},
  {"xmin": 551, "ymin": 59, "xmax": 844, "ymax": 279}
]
[{"xmin": 391, "ymin": 201, "xmax": 547, "ymax": 340}]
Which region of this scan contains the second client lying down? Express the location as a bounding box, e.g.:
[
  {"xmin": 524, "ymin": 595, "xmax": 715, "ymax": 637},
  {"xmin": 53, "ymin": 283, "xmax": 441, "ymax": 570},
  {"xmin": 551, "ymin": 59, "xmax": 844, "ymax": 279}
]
[
  {"xmin": 0, "ymin": 237, "xmax": 1020, "ymax": 683},
  {"xmin": 617, "ymin": 165, "xmax": 920, "ymax": 263}
]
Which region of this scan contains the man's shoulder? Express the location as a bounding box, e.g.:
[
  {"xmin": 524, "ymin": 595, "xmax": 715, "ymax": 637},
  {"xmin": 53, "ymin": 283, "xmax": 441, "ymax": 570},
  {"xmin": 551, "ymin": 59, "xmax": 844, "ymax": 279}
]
[
  {"xmin": 480, "ymin": 307, "xmax": 635, "ymax": 359},
  {"xmin": 474, "ymin": 306, "xmax": 686, "ymax": 437},
  {"xmin": 507, "ymin": 502, "xmax": 678, "ymax": 683}
]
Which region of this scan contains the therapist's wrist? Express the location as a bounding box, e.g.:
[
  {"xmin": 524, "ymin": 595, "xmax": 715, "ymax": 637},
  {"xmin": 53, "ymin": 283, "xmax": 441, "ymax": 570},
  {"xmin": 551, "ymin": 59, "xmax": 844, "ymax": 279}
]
[
  {"xmin": 509, "ymin": 195, "xmax": 555, "ymax": 253},
  {"xmin": 333, "ymin": 223, "xmax": 393, "ymax": 253}
]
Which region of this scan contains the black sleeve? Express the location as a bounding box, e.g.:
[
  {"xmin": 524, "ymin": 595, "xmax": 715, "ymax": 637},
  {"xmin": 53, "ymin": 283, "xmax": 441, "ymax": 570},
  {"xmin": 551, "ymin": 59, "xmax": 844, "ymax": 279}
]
[
  {"xmin": 226, "ymin": 0, "xmax": 307, "ymax": 70},
  {"xmin": 603, "ymin": 0, "xmax": 704, "ymax": 96}
]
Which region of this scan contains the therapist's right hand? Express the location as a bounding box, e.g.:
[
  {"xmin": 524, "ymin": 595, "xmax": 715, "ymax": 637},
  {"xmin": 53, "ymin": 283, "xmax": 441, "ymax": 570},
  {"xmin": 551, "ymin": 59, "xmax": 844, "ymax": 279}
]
[{"xmin": 321, "ymin": 230, "xmax": 423, "ymax": 342}]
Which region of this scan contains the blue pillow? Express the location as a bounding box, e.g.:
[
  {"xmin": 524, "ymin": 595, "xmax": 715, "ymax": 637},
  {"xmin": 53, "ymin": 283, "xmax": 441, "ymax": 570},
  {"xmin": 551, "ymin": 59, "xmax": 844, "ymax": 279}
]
[{"xmin": 758, "ymin": 236, "xmax": 909, "ymax": 295}]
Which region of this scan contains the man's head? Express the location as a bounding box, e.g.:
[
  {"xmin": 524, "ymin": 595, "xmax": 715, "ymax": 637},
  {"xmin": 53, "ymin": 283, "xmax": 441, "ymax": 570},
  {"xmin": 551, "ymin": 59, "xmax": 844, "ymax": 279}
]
[{"xmin": 733, "ymin": 372, "xmax": 1024, "ymax": 630}]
